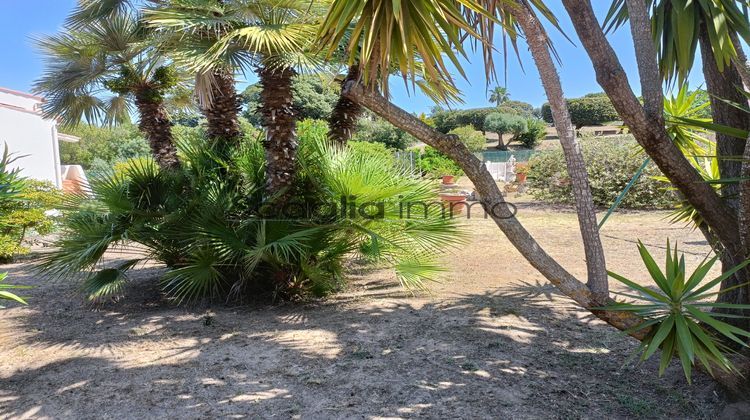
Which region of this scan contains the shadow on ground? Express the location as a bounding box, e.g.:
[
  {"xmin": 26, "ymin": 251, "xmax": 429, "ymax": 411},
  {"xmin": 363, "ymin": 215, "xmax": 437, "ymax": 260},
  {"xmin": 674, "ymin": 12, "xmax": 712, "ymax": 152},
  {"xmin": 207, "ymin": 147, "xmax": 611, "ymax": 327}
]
[{"xmin": 0, "ymin": 261, "xmax": 724, "ymax": 419}]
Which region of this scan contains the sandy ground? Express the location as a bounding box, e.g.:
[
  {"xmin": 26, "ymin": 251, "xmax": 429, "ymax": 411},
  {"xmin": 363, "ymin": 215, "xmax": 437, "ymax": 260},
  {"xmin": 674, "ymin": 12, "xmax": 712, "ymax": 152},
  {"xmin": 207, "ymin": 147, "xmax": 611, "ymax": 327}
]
[{"xmin": 0, "ymin": 201, "xmax": 732, "ymax": 419}]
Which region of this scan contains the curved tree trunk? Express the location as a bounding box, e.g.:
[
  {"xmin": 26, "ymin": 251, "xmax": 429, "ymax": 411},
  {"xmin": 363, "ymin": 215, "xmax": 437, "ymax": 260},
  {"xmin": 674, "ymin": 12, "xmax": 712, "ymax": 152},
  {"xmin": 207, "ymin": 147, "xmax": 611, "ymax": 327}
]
[
  {"xmin": 203, "ymin": 68, "xmax": 242, "ymax": 144},
  {"xmin": 329, "ymin": 65, "xmax": 364, "ymax": 144},
  {"xmin": 699, "ymin": 28, "xmax": 750, "ymax": 313},
  {"xmin": 560, "ymin": 0, "xmax": 744, "ymax": 269},
  {"xmin": 512, "ymin": 2, "xmax": 609, "ymax": 302},
  {"xmin": 134, "ymin": 92, "xmax": 179, "ymax": 170},
  {"xmin": 341, "ymin": 81, "xmax": 646, "ymax": 337},
  {"xmin": 496, "ymin": 132, "xmax": 507, "ymax": 150},
  {"xmin": 259, "ymin": 66, "xmax": 298, "ymax": 200}
]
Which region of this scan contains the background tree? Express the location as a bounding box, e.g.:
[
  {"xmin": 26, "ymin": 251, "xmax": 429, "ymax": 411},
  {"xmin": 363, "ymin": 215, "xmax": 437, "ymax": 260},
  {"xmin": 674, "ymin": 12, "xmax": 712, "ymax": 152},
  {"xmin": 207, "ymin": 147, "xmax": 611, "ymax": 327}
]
[
  {"xmin": 489, "ymin": 86, "xmax": 509, "ymax": 107},
  {"xmin": 242, "ymin": 75, "xmax": 340, "ymax": 126},
  {"xmin": 484, "ymin": 112, "xmax": 526, "ymax": 150}
]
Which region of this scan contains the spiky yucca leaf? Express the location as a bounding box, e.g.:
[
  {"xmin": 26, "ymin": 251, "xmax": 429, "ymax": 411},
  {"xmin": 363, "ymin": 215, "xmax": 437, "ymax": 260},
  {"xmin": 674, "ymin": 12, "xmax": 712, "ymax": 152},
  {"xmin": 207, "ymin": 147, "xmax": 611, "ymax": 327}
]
[
  {"xmin": 607, "ymin": 240, "xmax": 750, "ymax": 382},
  {"xmin": 0, "ymin": 272, "xmax": 30, "ymax": 307}
]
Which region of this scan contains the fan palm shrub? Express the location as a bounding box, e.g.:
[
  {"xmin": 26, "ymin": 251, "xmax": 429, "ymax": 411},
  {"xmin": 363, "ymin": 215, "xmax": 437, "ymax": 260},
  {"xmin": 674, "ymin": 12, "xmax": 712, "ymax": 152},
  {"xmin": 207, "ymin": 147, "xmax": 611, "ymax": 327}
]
[{"xmin": 41, "ymin": 125, "xmax": 461, "ymax": 302}]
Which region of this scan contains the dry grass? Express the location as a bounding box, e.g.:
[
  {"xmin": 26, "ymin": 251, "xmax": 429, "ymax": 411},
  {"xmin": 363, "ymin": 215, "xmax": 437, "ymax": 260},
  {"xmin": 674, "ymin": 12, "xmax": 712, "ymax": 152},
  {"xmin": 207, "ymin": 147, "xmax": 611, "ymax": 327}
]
[{"xmin": 0, "ymin": 204, "xmax": 727, "ymax": 419}]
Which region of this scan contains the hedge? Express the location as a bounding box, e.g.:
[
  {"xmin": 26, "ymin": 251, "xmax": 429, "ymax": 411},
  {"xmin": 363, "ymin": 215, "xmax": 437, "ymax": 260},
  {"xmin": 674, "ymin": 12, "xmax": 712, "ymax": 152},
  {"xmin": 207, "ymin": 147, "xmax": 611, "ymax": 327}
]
[
  {"xmin": 527, "ymin": 135, "xmax": 677, "ymax": 209},
  {"xmin": 541, "ymin": 94, "xmax": 619, "ymax": 128}
]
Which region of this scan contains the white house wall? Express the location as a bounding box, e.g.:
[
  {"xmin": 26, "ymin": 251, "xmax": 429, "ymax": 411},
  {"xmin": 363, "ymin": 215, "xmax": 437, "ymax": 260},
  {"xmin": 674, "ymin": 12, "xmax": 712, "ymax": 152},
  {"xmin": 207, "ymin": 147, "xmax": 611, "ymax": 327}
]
[{"xmin": 0, "ymin": 104, "xmax": 61, "ymax": 188}]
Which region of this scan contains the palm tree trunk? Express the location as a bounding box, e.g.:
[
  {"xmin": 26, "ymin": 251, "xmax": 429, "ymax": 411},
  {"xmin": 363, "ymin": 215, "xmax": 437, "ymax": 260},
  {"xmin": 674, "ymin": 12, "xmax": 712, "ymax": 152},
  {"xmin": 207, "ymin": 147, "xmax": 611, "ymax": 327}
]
[
  {"xmin": 512, "ymin": 2, "xmax": 608, "ymax": 301},
  {"xmin": 699, "ymin": 29, "xmax": 750, "ymax": 313},
  {"xmin": 204, "ymin": 68, "xmax": 242, "ymax": 144},
  {"xmin": 341, "ymin": 80, "xmax": 647, "ymax": 336},
  {"xmin": 134, "ymin": 91, "xmax": 179, "ymax": 169},
  {"xmin": 329, "ymin": 65, "xmax": 364, "ymax": 144},
  {"xmin": 561, "ymin": 0, "xmax": 742, "ymax": 261},
  {"xmin": 259, "ymin": 66, "xmax": 298, "ymax": 200}
]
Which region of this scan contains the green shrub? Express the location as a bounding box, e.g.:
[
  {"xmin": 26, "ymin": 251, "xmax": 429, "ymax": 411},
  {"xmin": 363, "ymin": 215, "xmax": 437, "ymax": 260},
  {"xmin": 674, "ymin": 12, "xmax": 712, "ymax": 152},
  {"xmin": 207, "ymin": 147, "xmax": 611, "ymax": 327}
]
[
  {"xmin": 417, "ymin": 147, "xmax": 463, "ymax": 178},
  {"xmin": 59, "ymin": 123, "xmax": 151, "ymax": 171},
  {"xmin": 498, "ymin": 100, "xmax": 535, "ymax": 116},
  {"xmin": 42, "ymin": 128, "xmax": 461, "ymax": 302},
  {"xmin": 448, "ymin": 125, "xmax": 487, "ymax": 152},
  {"xmin": 527, "ymin": 136, "xmax": 676, "ymax": 209},
  {"xmin": 0, "ymin": 180, "xmax": 62, "ymax": 262},
  {"xmin": 0, "ymin": 149, "xmax": 63, "ymax": 263},
  {"xmin": 351, "ymin": 117, "xmax": 416, "ymax": 150},
  {"xmin": 541, "ymin": 94, "xmax": 620, "ymax": 128},
  {"xmin": 608, "ymin": 241, "xmax": 750, "ymax": 382},
  {"xmin": 348, "ymin": 141, "xmax": 395, "ymax": 164},
  {"xmin": 516, "ymin": 118, "xmax": 547, "ymax": 149},
  {"xmin": 297, "ymin": 119, "xmax": 329, "ymax": 144}
]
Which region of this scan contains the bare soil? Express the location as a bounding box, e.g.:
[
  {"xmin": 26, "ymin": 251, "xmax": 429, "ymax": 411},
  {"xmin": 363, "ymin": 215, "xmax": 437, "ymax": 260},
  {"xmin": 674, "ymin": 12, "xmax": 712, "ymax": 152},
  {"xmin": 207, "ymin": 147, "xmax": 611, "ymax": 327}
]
[{"xmin": 0, "ymin": 202, "xmax": 730, "ymax": 419}]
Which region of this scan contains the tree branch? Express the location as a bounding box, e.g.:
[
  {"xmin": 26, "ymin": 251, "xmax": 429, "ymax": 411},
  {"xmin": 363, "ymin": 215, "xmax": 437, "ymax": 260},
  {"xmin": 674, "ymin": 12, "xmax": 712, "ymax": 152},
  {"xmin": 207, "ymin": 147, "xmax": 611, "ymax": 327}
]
[
  {"xmin": 624, "ymin": 0, "xmax": 664, "ymax": 123},
  {"xmin": 342, "ymin": 81, "xmax": 646, "ymax": 337}
]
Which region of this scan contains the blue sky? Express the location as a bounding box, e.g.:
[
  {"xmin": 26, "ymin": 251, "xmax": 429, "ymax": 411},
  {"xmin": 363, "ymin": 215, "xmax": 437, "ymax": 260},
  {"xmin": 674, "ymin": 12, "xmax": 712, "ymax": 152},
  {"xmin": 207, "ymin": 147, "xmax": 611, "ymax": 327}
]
[{"xmin": 0, "ymin": 0, "xmax": 705, "ymax": 115}]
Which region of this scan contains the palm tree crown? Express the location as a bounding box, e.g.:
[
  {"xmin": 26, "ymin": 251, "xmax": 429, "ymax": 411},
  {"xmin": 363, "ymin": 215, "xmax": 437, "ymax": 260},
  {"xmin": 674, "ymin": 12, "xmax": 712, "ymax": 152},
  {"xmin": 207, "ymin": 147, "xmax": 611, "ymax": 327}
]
[{"xmin": 489, "ymin": 86, "xmax": 509, "ymax": 106}]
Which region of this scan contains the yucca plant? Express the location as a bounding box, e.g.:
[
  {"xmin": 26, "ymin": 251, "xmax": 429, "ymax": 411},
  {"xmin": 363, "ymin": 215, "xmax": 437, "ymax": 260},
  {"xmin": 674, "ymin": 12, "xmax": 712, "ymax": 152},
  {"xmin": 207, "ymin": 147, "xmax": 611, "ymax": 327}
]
[
  {"xmin": 0, "ymin": 272, "xmax": 29, "ymax": 308},
  {"xmin": 0, "ymin": 146, "xmax": 31, "ymax": 307},
  {"xmin": 41, "ymin": 122, "xmax": 462, "ymax": 303},
  {"xmin": 607, "ymin": 240, "xmax": 750, "ymax": 382}
]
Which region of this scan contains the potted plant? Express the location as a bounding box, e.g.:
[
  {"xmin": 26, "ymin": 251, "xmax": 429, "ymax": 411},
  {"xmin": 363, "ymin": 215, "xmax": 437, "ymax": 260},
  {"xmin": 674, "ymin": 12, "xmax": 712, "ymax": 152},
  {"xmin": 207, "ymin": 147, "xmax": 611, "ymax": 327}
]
[
  {"xmin": 441, "ymin": 175, "xmax": 456, "ymax": 185},
  {"xmin": 439, "ymin": 191, "xmax": 468, "ymax": 214},
  {"xmin": 515, "ymin": 163, "xmax": 529, "ymax": 184}
]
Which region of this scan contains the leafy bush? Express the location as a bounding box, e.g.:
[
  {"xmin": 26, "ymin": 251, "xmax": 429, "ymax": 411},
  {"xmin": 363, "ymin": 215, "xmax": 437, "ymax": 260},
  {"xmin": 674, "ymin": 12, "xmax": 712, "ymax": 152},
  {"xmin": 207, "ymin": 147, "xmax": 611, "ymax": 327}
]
[
  {"xmin": 498, "ymin": 100, "xmax": 535, "ymax": 116},
  {"xmin": 42, "ymin": 128, "xmax": 460, "ymax": 302},
  {"xmin": 59, "ymin": 123, "xmax": 151, "ymax": 172},
  {"xmin": 516, "ymin": 118, "xmax": 547, "ymax": 149},
  {"xmin": 0, "ymin": 148, "xmax": 63, "ymax": 263},
  {"xmin": 608, "ymin": 241, "xmax": 750, "ymax": 382},
  {"xmin": 541, "ymin": 94, "xmax": 620, "ymax": 128},
  {"xmin": 351, "ymin": 117, "xmax": 416, "ymax": 150},
  {"xmin": 448, "ymin": 125, "xmax": 487, "ymax": 153},
  {"xmin": 417, "ymin": 147, "xmax": 463, "ymax": 178},
  {"xmin": 348, "ymin": 141, "xmax": 395, "ymax": 164},
  {"xmin": 432, "ymin": 102, "xmax": 535, "ymax": 134},
  {"xmin": 527, "ymin": 136, "xmax": 676, "ymax": 209}
]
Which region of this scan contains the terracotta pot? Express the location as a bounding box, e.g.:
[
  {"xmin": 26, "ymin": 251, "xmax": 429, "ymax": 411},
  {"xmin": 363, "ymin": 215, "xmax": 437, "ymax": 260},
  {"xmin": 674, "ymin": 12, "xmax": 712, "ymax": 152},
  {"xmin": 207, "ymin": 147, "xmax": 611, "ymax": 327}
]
[
  {"xmin": 441, "ymin": 175, "xmax": 455, "ymax": 185},
  {"xmin": 516, "ymin": 173, "xmax": 527, "ymax": 184},
  {"xmin": 439, "ymin": 193, "xmax": 467, "ymax": 214}
]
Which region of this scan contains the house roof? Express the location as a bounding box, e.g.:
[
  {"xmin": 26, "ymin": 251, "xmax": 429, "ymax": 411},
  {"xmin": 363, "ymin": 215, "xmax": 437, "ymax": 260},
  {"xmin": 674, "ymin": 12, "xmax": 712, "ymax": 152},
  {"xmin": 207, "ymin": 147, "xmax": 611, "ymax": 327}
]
[
  {"xmin": 0, "ymin": 87, "xmax": 44, "ymax": 102},
  {"xmin": 0, "ymin": 102, "xmax": 42, "ymax": 116}
]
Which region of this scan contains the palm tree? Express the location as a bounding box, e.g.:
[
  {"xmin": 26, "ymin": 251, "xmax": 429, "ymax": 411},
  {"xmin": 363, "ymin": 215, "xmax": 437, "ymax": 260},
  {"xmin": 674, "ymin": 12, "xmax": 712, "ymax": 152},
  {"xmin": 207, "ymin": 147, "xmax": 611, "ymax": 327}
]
[
  {"xmin": 146, "ymin": 0, "xmax": 322, "ymax": 200},
  {"xmin": 328, "ymin": 65, "xmax": 364, "ymax": 144},
  {"xmin": 144, "ymin": 0, "xmax": 243, "ymax": 146},
  {"xmin": 489, "ymin": 86, "xmax": 509, "ymax": 107},
  {"xmin": 34, "ymin": 10, "xmax": 181, "ymax": 169}
]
